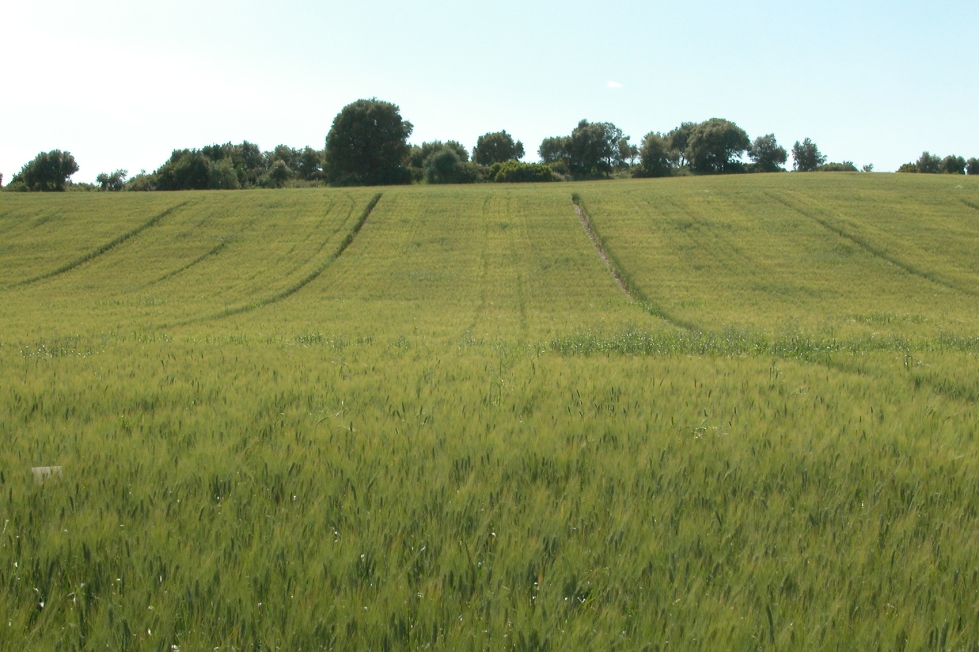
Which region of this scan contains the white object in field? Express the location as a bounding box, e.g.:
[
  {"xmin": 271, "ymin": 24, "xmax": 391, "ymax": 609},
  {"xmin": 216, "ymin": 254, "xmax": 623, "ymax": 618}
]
[{"xmin": 31, "ymin": 466, "xmax": 63, "ymax": 484}]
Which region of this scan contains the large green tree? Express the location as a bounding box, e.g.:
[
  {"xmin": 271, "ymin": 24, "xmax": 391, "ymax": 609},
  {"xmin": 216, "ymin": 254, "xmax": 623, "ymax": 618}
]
[
  {"xmin": 792, "ymin": 138, "xmax": 826, "ymax": 172},
  {"xmin": 407, "ymin": 141, "xmax": 469, "ymax": 169},
  {"xmin": 537, "ymin": 137, "xmax": 568, "ymax": 166},
  {"xmin": 565, "ymin": 120, "xmax": 626, "ymax": 178},
  {"xmin": 635, "ymin": 132, "xmax": 671, "ymax": 178},
  {"xmin": 940, "ymin": 155, "xmax": 966, "ymax": 175},
  {"xmin": 155, "ymin": 150, "xmax": 210, "ymax": 190},
  {"xmin": 915, "ymin": 151, "xmax": 941, "ymax": 174},
  {"xmin": 685, "ymin": 119, "xmax": 750, "ymax": 174},
  {"xmin": 325, "ymin": 99, "xmax": 413, "ymax": 186},
  {"xmin": 296, "ymin": 147, "xmax": 324, "ymax": 181},
  {"xmin": 665, "ymin": 122, "xmax": 697, "ymax": 167},
  {"xmin": 748, "ymin": 134, "xmax": 788, "ymax": 172},
  {"xmin": 11, "ymin": 150, "xmax": 79, "ymax": 191},
  {"xmin": 472, "ymin": 131, "xmax": 524, "ymax": 165},
  {"xmin": 96, "ymin": 169, "xmax": 128, "ymax": 191}
]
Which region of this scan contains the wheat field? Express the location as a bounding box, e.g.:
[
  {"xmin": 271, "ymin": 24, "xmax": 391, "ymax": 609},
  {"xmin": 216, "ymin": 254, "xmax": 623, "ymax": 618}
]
[{"xmin": 2, "ymin": 173, "xmax": 979, "ymax": 650}]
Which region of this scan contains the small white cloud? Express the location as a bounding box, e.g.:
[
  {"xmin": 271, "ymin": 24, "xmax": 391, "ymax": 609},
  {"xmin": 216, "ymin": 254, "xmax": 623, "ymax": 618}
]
[{"xmin": 607, "ymin": 81, "xmax": 623, "ymax": 88}]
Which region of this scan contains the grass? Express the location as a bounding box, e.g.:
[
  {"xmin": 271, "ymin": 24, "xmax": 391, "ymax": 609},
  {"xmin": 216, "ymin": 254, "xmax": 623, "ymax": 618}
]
[{"xmin": 2, "ymin": 173, "xmax": 979, "ymax": 650}]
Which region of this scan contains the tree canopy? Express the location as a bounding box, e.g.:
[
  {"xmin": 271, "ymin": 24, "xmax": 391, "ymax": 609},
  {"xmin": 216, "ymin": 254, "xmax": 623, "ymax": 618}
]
[
  {"xmin": 940, "ymin": 155, "xmax": 966, "ymax": 175},
  {"xmin": 748, "ymin": 134, "xmax": 788, "ymax": 173},
  {"xmin": 472, "ymin": 131, "xmax": 524, "ymax": 166},
  {"xmin": 685, "ymin": 119, "xmax": 750, "ymax": 174},
  {"xmin": 537, "ymin": 137, "xmax": 568, "ymax": 167},
  {"xmin": 11, "ymin": 150, "xmax": 79, "ymax": 191},
  {"xmin": 665, "ymin": 122, "xmax": 697, "ymax": 168},
  {"xmin": 404, "ymin": 141, "xmax": 479, "ymax": 184},
  {"xmin": 899, "ymin": 153, "xmax": 976, "ymax": 175},
  {"xmin": 18, "ymin": 95, "xmax": 965, "ymax": 189},
  {"xmin": 325, "ymin": 99, "xmax": 413, "ymax": 186},
  {"xmin": 96, "ymin": 169, "xmax": 128, "ymax": 191},
  {"xmin": 792, "ymin": 138, "xmax": 827, "ymax": 172},
  {"xmin": 538, "ymin": 121, "xmax": 630, "ymax": 179},
  {"xmin": 635, "ymin": 133, "xmax": 671, "ymax": 178},
  {"xmin": 139, "ymin": 141, "xmax": 323, "ymax": 190},
  {"xmin": 916, "ymin": 152, "xmax": 941, "ymax": 174},
  {"xmin": 566, "ymin": 120, "xmax": 627, "ymax": 177}
]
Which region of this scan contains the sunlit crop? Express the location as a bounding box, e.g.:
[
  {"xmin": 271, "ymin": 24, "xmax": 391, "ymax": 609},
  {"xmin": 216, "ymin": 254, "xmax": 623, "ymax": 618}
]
[{"xmin": 2, "ymin": 173, "xmax": 979, "ymax": 650}]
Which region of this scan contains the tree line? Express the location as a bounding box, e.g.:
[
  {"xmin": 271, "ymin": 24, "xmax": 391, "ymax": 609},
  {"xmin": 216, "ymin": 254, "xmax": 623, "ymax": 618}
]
[
  {"xmin": 897, "ymin": 152, "xmax": 979, "ymax": 175},
  {"xmin": 4, "ymin": 98, "xmax": 977, "ymax": 192}
]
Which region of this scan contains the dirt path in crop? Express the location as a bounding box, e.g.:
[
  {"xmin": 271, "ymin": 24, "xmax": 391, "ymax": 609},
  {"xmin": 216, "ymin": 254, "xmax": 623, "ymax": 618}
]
[
  {"xmin": 573, "ymin": 203, "xmax": 636, "ymax": 301},
  {"xmin": 572, "ymin": 195, "xmax": 703, "ymax": 332}
]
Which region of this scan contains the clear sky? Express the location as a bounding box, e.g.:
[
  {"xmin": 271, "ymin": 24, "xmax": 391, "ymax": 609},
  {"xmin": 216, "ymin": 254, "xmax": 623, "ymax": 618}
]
[{"xmin": 2, "ymin": 0, "xmax": 977, "ymax": 183}]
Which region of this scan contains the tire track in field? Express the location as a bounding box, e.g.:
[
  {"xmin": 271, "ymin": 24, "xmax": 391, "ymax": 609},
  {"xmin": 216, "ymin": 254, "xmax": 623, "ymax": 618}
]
[
  {"xmin": 166, "ymin": 193, "xmax": 382, "ymax": 327},
  {"xmin": 766, "ymin": 191, "xmax": 979, "ymax": 297},
  {"xmin": 144, "ymin": 239, "xmax": 230, "ymax": 287},
  {"xmin": 10, "ymin": 200, "xmax": 195, "ymax": 288},
  {"xmin": 464, "ymin": 194, "xmax": 494, "ymax": 336},
  {"xmin": 237, "ymin": 195, "xmax": 347, "ymax": 287},
  {"xmin": 509, "ymin": 194, "xmax": 530, "ymax": 336},
  {"xmin": 278, "ymin": 195, "xmax": 353, "ymax": 280},
  {"xmin": 0, "ymin": 207, "xmax": 58, "ymax": 240},
  {"xmin": 571, "ymin": 194, "xmax": 700, "ymax": 331},
  {"xmin": 652, "ymin": 193, "xmax": 754, "ymax": 276},
  {"xmin": 962, "ymin": 198, "xmax": 979, "ymax": 213},
  {"xmin": 817, "ymin": 351, "xmax": 979, "ymax": 407}
]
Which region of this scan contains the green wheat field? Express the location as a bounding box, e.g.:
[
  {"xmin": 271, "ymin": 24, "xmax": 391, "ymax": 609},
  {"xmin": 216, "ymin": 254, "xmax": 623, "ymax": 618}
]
[{"xmin": 3, "ymin": 173, "xmax": 979, "ymax": 651}]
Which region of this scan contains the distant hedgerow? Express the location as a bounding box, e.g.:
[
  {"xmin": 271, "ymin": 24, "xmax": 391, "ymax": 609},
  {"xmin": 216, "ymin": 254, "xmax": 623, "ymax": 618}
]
[{"xmin": 489, "ymin": 160, "xmax": 554, "ymax": 183}]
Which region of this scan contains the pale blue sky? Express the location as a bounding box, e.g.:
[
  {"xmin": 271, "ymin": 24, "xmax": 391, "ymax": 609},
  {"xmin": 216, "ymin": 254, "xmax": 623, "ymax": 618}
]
[{"xmin": 2, "ymin": 0, "xmax": 976, "ymax": 183}]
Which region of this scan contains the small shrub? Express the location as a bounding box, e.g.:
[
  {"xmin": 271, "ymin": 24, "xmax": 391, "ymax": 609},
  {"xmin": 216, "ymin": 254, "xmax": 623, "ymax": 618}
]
[
  {"xmin": 816, "ymin": 161, "xmax": 858, "ymax": 172},
  {"xmin": 489, "ymin": 161, "xmax": 554, "ymax": 183}
]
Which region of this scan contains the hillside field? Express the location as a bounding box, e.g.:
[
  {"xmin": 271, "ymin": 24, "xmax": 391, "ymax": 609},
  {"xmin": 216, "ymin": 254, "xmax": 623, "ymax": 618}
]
[{"xmin": 2, "ymin": 173, "xmax": 979, "ymax": 650}]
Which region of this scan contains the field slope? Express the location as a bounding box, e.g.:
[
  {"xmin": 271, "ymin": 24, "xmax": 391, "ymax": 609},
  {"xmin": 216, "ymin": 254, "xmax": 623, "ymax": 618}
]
[{"xmin": 2, "ymin": 174, "xmax": 979, "ymax": 651}]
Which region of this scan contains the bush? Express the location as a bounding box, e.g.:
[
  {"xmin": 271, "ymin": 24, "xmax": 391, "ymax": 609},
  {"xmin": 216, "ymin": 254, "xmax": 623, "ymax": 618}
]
[
  {"xmin": 424, "ymin": 149, "xmax": 464, "ymax": 184},
  {"xmin": 897, "ymin": 162, "xmax": 918, "ymax": 173},
  {"xmin": 208, "ymin": 159, "xmax": 240, "ymax": 190},
  {"xmin": 422, "ymin": 149, "xmax": 485, "ymax": 184},
  {"xmin": 124, "ymin": 171, "xmax": 158, "ymax": 191},
  {"xmin": 816, "ymin": 161, "xmax": 858, "ymax": 172},
  {"xmin": 968, "ymin": 158, "xmax": 979, "ymax": 176},
  {"xmin": 488, "ymin": 161, "xmax": 554, "ymax": 183},
  {"xmin": 2, "ymin": 180, "xmax": 28, "ymax": 192}
]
